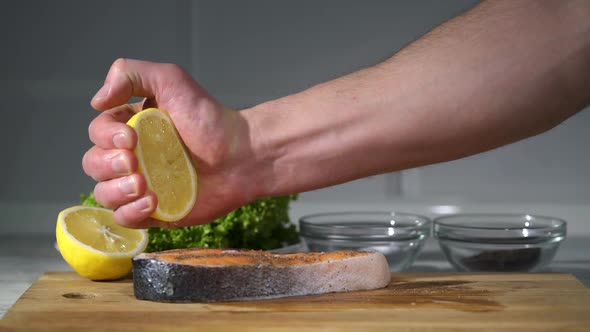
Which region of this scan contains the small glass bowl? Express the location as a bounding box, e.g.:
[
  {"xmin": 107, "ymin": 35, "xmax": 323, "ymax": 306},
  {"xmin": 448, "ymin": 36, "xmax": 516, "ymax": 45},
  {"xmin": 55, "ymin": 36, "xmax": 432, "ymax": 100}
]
[
  {"xmin": 434, "ymin": 213, "xmax": 567, "ymax": 272},
  {"xmin": 299, "ymin": 212, "xmax": 431, "ymax": 271}
]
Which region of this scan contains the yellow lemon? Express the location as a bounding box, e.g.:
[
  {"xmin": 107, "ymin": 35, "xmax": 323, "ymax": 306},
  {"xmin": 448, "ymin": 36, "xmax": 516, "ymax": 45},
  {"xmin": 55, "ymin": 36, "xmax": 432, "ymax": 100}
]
[
  {"xmin": 55, "ymin": 206, "xmax": 148, "ymax": 280},
  {"xmin": 127, "ymin": 108, "xmax": 198, "ymax": 222}
]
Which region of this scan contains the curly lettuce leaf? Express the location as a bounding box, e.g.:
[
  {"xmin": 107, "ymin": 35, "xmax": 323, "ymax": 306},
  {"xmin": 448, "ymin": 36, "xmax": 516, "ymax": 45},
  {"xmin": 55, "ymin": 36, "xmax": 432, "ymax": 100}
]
[{"xmin": 80, "ymin": 192, "xmax": 299, "ymax": 252}]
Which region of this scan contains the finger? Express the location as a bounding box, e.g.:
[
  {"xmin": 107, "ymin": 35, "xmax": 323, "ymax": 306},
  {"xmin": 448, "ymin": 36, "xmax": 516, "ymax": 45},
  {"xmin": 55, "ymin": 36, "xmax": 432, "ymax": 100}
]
[
  {"xmin": 88, "ymin": 104, "xmax": 142, "ymax": 149},
  {"xmin": 112, "ymin": 192, "xmax": 158, "ymax": 228},
  {"xmin": 91, "ymin": 58, "xmax": 197, "ymax": 111},
  {"xmin": 93, "ymin": 173, "xmax": 147, "ymax": 210},
  {"xmin": 82, "ymin": 146, "xmax": 137, "ymax": 181}
]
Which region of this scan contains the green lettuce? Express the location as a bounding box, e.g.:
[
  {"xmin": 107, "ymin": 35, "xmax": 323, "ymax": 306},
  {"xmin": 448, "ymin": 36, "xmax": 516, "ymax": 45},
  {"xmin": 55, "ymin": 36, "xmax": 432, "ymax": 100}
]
[{"xmin": 80, "ymin": 193, "xmax": 299, "ymax": 252}]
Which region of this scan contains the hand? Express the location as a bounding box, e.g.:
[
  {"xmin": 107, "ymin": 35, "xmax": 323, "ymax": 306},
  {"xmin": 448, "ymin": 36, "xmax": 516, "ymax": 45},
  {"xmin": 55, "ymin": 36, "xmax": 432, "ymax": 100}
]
[{"xmin": 82, "ymin": 59, "xmax": 261, "ymax": 229}]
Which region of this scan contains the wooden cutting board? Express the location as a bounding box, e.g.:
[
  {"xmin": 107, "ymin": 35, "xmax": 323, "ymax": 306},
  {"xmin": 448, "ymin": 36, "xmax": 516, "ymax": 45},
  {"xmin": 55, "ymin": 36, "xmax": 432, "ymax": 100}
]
[{"xmin": 1, "ymin": 272, "xmax": 589, "ymax": 331}]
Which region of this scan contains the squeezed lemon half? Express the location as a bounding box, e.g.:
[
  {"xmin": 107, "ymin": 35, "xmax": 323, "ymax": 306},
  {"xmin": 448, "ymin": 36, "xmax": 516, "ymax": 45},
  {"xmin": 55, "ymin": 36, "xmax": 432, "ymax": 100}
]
[
  {"xmin": 55, "ymin": 206, "xmax": 148, "ymax": 280},
  {"xmin": 127, "ymin": 108, "xmax": 198, "ymax": 222}
]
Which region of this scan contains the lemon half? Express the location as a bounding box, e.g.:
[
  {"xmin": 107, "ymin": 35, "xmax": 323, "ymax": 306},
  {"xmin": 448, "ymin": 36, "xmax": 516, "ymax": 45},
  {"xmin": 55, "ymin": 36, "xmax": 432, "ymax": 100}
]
[
  {"xmin": 55, "ymin": 206, "xmax": 148, "ymax": 280},
  {"xmin": 127, "ymin": 108, "xmax": 198, "ymax": 222}
]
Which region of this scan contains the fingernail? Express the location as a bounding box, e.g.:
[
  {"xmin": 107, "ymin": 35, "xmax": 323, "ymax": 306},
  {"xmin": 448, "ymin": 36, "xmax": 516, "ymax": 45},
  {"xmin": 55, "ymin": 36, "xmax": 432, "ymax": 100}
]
[
  {"xmin": 93, "ymin": 83, "xmax": 110, "ymax": 101},
  {"xmin": 134, "ymin": 196, "xmax": 154, "ymax": 213},
  {"xmin": 113, "ymin": 132, "xmax": 132, "ymax": 149},
  {"xmin": 118, "ymin": 176, "xmax": 138, "ymax": 197},
  {"xmin": 111, "ymin": 154, "xmax": 131, "ymax": 175}
]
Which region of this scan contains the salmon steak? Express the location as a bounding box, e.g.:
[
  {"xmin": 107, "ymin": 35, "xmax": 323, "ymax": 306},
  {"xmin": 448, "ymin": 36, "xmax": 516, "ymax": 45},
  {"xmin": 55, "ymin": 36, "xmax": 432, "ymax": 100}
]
[{"xmin": 132, "ymin": 248, "xmax": 391, "ymax": 302}]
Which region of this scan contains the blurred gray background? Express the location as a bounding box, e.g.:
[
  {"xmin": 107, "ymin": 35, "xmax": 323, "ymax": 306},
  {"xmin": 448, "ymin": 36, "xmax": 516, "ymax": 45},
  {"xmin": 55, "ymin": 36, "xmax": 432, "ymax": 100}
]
[{"xmin": 1, "ymin": 0, "xmax": 588, "ymax": 234}]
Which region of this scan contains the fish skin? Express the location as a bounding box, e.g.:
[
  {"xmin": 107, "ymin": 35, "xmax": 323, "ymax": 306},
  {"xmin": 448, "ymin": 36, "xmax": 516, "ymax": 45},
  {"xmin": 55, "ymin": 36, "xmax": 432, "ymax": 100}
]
[{"xmin": 133, "ymin": 248, "xmax": 391, "ymax": 303}]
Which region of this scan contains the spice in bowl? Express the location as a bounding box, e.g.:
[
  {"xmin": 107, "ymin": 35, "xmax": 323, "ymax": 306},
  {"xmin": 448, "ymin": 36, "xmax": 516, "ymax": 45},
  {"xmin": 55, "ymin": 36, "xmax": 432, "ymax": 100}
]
[{"xmin": 433, "ymin": 213, "xmax": 566, "ymax": 272}]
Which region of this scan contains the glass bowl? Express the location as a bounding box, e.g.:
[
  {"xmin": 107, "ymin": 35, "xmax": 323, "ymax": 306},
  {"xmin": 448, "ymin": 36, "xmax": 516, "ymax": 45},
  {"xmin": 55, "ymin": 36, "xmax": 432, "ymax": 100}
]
[
  {"xmin": 433, "ymin": 213, "xmax": 567, "ymax": 272},
  {"xmin": 299, "ymin": 212, "xmax": 431, "ymax": 271}
]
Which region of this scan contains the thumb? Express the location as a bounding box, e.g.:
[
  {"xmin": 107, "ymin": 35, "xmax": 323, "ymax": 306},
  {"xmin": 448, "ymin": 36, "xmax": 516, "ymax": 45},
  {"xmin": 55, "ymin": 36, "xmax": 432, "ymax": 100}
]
[{"xmin": 91, "ymin": 58, "xmax": 197, "ymax": 111}]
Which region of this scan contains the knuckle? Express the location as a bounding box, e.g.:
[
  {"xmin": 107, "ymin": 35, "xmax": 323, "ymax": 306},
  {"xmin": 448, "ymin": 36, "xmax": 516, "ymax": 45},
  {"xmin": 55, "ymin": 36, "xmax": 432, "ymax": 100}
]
[
  {"xmin": 112, "ymin": 58, "xmax": 128, "ymax": 70},
  {"xmin": 88, "ymin": 118, "xmax": 101, "ymax": 144},
  {"xmin": 88, "ymin": 114, "xmax": 113, "ymax": 146},
  {"xmin": 93, "ymin": 184, "xmax": 110, "ymax": 208},
  {"xmin": 94, "ymin": 182, "xmax": 117, "ymax": 209},
  {"xmin": 113, "ymin": 209, "xmax": 137, "ymax": 229},
  {"xmin": 88, "ymin": 118, "xmax": 96, "ymax": 134},
  {"xmin": 81, "ymin": 150, "xmax": 91, "ymax": 174},
  {"xmin": 163, "ymin": 63, "xmax": 188, "ymax": 78},
  {"xmin": 82, "ymin": 149, "xmax": 100, "ymax": 180},
  {"xmin": 115, "ymin": 205, "xmax": 137, "ymax": 226},
  {"xmin": 87, "ymin": 118, "xmax": 99, "ymax": 141}
]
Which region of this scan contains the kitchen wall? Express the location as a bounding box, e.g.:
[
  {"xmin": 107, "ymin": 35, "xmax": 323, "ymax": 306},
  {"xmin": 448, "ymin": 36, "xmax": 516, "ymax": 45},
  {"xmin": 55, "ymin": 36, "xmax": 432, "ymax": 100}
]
[{"xmin": 1, "ymin": 0, "xmax": 588, "ymax": 234}]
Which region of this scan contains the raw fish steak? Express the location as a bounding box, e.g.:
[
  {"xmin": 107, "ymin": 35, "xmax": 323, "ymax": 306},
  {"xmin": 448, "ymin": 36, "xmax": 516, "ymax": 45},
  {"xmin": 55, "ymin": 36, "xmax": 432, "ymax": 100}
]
[{"xmin": 133, "ymin": 248, "xmax": 390, "ymax": 302}]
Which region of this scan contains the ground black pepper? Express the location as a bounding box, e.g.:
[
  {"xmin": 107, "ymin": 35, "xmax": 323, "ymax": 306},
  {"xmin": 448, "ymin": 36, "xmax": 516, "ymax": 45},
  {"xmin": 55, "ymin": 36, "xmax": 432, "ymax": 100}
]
[{"xmin": 460, "ymin": 248, "xmax": 542, "ymax": 271}]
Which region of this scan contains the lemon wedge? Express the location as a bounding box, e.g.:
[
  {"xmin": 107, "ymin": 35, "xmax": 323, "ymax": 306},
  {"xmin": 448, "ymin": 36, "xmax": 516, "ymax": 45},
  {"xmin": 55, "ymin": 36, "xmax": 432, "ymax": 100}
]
[
  {"xmin": 55, "ymin": 205, "xmax": 148, "ymax": 280},
  {"xmin": 127, "ymin": 108, "xmax": 197, "ymax": 222}
]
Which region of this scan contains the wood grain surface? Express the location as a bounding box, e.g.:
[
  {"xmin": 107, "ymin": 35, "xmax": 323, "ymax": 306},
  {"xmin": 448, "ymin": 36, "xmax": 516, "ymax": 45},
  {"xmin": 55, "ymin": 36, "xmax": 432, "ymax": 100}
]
[{"xmin": 1, "ymin": 272, "xmax": 589, "ymax": 331}]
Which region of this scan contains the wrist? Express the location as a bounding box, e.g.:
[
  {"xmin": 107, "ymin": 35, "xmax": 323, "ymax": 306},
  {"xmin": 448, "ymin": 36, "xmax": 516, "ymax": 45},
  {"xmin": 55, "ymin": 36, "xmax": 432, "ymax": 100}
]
[{"xmin": 239, "ymin": 99, "xmax": 285, "ymax": 199}]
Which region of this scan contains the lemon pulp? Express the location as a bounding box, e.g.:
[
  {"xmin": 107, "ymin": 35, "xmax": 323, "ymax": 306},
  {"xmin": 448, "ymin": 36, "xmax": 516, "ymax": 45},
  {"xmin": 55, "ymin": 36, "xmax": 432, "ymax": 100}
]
[
  {"xmin": 127, "ymin": 108, "xmax": 197, "ymax": 222},
  {"xmin": 64, "ymin": 208, "xmax": 145, "ymax": 253}
]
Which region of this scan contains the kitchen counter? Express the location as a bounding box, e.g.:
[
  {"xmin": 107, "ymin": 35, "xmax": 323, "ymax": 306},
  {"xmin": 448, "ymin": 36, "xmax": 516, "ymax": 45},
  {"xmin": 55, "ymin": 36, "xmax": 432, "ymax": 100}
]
[{"xmin": 1, "ymin": 234, "xmax": 588, "ymax": 320}]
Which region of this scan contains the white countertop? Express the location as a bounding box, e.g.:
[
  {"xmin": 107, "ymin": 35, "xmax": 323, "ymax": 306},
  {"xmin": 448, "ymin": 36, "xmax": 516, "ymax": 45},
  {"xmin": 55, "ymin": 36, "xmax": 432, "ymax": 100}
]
[{"xmin": 1, "ymin": 234, "xmax": 588, "ymax": 320}]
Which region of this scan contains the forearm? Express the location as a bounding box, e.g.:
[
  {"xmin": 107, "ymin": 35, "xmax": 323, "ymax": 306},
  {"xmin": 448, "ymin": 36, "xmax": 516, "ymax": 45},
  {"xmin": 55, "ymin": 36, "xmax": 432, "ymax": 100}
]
[{"xmin": 243, "ymin": 0, "xmax": 590, "ymax": 197}]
